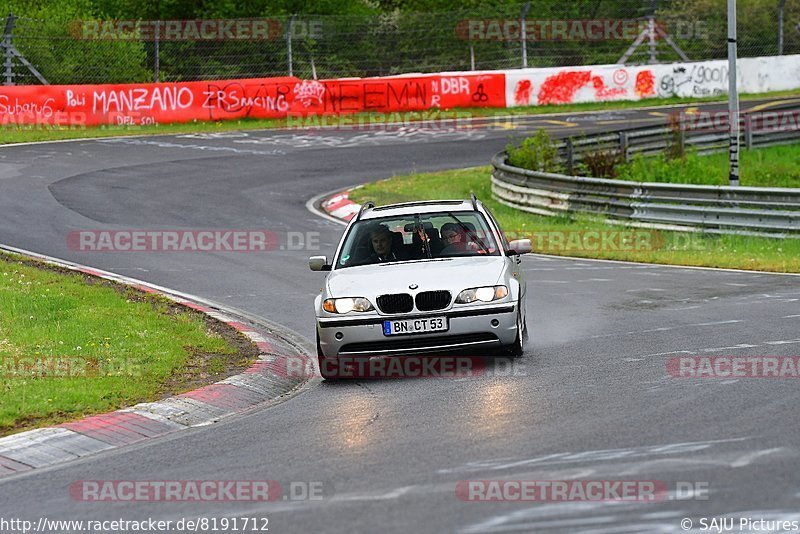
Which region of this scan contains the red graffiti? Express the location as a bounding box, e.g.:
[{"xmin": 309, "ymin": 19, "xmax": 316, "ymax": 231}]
[
  {"xmin": 612, "ymin": 68, "xmax": 629, "ymax": 85},
  {"xmin": 635, "ymin": 70, "xmax": 655, "ymax": 98},
  {"xmin": 537, "ymin": 71, "xmax": 591, "ymax": 105},
  {"xmin": 514, "ymin": 80, "xmax": 532, "ymax": 105},
  {"xmin": 0, "ymin": 73, "xmax": 506, "ymax": 127},
  {"xmin": 592, "ymin": 76, "xmax": 627, "ymax": 100}
]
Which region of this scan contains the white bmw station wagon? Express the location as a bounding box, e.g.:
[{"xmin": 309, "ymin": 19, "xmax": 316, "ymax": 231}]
[{"xmin": 309, "ymin": 196, "xmax": 531, "ymax": 379}]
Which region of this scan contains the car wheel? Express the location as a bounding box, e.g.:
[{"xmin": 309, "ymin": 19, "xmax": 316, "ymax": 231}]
[
  {"xmin": 317, "ymin": 332, "xmax": 339, "ymax": 381},
  {"xmin": 522, "ymin": 306, "xmax": 529, "ymax": 343},
  {"xmin": 506, "ymin": 306, "xmax": 525, "ymax": 358}
]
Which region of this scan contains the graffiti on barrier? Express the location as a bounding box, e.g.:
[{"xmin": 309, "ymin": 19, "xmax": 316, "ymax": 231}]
[
  {"xmin": 203, "ymin": 81, "xmax": 291, "ymax": 119},
  {"xmin": 3, "ymin": 55, "xmax": 800, "ymax": 125},
  {"xmin": 612, "ymin": 68, "xmax": 629, "ymax": 86},
  {"xmin": 657, "ymin": 64, "xmax": 728, "ymax": 98},
  {"xmin": 538, "ymin": 71, "xmax": 592, "ymax": 105},
  {"xmin": 537, "ymin": 70, "xmax": 631, "ymax": 105},
  {"xmin": 635, "ymin": 71, "xmax": 656, "ymax": 98},
  {"xmin": 293, "ymin": 80, "xmax": 325, "ymax": 108},
  {"xmin": 91, "ymin": 87, "xmax": 194, "ymax": 115},
  {"xmin": 592, "ymin": 75, "xmax": 627, "ymax": 99},
  {"xmin": 513, "ymin": 80, "xmax": 533, "ymax": 106}
]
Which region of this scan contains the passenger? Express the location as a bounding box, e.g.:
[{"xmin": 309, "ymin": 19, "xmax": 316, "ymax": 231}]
[{"xmin": 440, "ymin": 222, "xmax": 471, "ymax": 254}]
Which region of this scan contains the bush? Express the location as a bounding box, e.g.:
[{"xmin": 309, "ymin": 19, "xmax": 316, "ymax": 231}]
[
  {"xmin": 665, "ymin": 113, "xmax": 687, "ymax": 160},
  {"xmin": 580, "ymin": 149, "xmax": 625, "ymax": 178},
  {"xmin": 507, "ymin": 129, "xmax": 562, "ymax": 173}
]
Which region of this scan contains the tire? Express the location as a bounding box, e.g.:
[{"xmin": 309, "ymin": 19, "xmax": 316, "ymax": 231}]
[
  {"xmin": 505, "ymin": 306, "xmax": 525, "ymax": 358},
  {"xmin": 317, "ymin": 332, "xmax": 339, "ymax": 381},
  {"xmin": 522, "ymin": 309, "xmax": 529, "ymax": 343}
]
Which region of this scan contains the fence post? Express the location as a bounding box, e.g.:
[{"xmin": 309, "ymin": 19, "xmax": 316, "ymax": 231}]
[
  {"xmin": 778, "ymin": 0, "xmax": 787, "ymax": 55},
  {"xmin": 470, "ymin": 44, "xmax": 475, "ymax": 71},
  {"xmin": 153, "ymin": 20, "xmax": 160, "ymax": 82},
  {"xmin": 674, "ymin": 125, "xmax": 685, "ymax": 157},
  {"xmin": 3, "ymin": 13, "xmax": 15, "ymax": 86},
  {"xmin": 744, "ymin": 114, "xmax": 753, "ymax": 149},
  {"xmin": 680, "ymin": 128, "xmax": 686, "ymax": 156},
  {"xmin": 565, "ymin": 138, "xmax": 574, "ymax": 174},
  {"xmin": 286, "ymin": 14, "xmax": 296, "ymax": 77},
  {"xmin": 520, "ymin": 2, "xmax": 530, "ymax": 68},
  {"xmin": 619, "ymin": 132, "xmax": 629, "ymax": 161}
]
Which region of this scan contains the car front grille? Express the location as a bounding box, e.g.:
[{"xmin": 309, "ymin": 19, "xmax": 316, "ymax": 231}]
[
  {"xmin": 340, "ymin": 333, "xmax": 498, "ymax": 355},
  {"xmin": 377, "ymin": 293, "xmax": 414, "ymax": 314},
  {"xmin": 415, "ymin": 290, "xmax": 451, "ymax": 311}
]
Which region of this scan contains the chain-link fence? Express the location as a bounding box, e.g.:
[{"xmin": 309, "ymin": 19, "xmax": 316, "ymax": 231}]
[{"xmin": 3, "ymin": 0, "xmax": 799, "ymax": 85}]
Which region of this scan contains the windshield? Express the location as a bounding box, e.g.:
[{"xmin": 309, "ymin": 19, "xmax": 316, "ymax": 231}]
[{"xmin": 335, "ymin": 211, "xmax": 501, "ymax": 269}]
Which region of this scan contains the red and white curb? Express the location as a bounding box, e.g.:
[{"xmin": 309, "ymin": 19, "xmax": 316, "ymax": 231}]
[
  {"xmin": 320, "ymin": 190, "xmax": 360, "ymax": 221},
  {"xmin": 0, "ymin": 244, "xmax": 312, "ymax": 478}
]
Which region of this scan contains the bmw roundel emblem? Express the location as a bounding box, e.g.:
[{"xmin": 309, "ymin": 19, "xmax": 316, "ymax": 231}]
[{"xmin": 409, "ymin": 284, "xmax": 418, "ymax": 290}]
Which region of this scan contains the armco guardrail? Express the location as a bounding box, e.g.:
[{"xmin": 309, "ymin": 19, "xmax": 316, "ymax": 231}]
[
  {"xmin": 552, "ymin": 105, "xmax": 800, "ymax": 172},
  {"xmin": 491, "ymin": 152, "xmax": 800, "ymax": 237}
]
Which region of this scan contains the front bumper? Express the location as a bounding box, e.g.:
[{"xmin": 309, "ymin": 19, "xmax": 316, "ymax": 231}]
[{"xmin": 316, "ymin": 303, "xmax": 517, "ymax": 358}]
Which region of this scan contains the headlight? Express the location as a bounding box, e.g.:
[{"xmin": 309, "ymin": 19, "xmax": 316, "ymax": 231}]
[
  {"xmin": 323, "ymin": 297, "xmax": 374, "ymax": 314},
  {"xmin": 456, "ymin": 285, "xmax": 508, "ymax": 304}
]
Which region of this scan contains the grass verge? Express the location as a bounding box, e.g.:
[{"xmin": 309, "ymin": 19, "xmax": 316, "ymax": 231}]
[
  {"xmin": 2, "ymin": 89, "xmax": 800, "ymax": 145},
  {"xmin": 348, "ymin": 167, "xmax": 799, "ymax": 273},
  {"xmin": 0, "ymin": 252, "xmax": 258, "ymax": 436},
  {"xmin": 616, "ymin": 143, "xmax": 800, "ymax": 188}
]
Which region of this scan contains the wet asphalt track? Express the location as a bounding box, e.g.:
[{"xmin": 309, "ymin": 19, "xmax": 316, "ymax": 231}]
[{"xmin": 0, "ymin": 98, "xmax": 799, "ymax": 533}]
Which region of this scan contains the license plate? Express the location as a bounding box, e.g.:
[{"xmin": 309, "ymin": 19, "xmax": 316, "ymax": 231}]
[{"xmin": 383, "ymin": 316, "xmax": 448, "ymax": 336}]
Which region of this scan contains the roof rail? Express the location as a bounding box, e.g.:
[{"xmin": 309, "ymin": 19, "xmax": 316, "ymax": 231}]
[
  {"xmin": 355, "ymin": 201, "xmax": 374, "ymax": 221},
  {"xmin": 372, "ymin": 199, "xmax": 464, "ymax": 211},
  {"xmin": 470, "ymin": 192, "xmax": 478, "ymax": 211}
]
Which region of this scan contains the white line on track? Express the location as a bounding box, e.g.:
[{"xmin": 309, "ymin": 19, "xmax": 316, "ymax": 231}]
[{"xmin": 700, "ymin": 344, "xmax": 760, "ymax": 352}]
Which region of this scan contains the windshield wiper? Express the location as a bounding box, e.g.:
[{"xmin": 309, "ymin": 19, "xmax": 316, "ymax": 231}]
[
  {"xmin": 448, "ymin": 212, "xmax": 491, "ymax": 254},
  {"xmin": 414, "ymin": 214, "xmax": 432, "ymax": 259}
]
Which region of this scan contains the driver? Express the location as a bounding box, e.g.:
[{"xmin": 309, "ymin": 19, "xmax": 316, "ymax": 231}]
[{"xmin": 366, "ymin": 224, "xmax": 407, "ymax": 263}]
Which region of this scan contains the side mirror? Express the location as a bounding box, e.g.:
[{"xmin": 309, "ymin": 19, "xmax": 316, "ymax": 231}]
[
  {"xmin": 507, "ymin": 239, "xmax": 532, "ymax": 255},
  {"xmin": 309, "ymin": 256, "xmax": 331, "ymax": 271}
]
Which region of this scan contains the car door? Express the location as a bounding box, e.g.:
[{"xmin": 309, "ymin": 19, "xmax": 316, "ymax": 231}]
[{"xmin": 483, "ymin": 206, "xmax": 526, "ymax": 321}]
